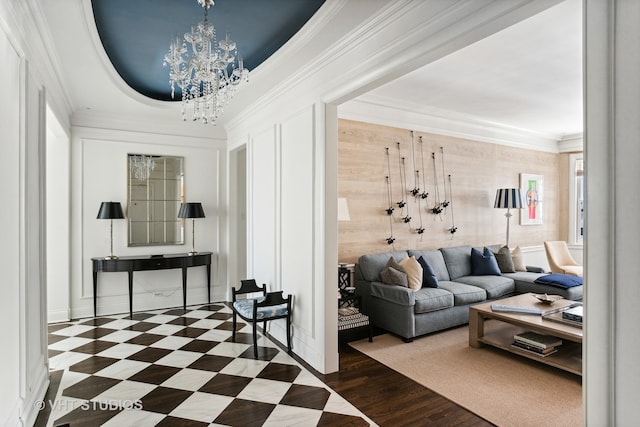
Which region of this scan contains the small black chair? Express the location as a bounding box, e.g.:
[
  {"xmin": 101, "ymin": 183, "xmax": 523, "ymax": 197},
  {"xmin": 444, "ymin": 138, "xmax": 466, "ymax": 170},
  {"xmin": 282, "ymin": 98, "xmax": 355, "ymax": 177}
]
[{"xmin": 232, "ymin": 279, "xmax": 292, "ymax": 358}]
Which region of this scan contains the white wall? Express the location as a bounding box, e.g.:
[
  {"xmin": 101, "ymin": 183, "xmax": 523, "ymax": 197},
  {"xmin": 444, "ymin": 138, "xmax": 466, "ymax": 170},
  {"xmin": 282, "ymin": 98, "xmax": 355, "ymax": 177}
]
[{"xmin": 70, "ymin": 127, "xmax": 227, "ymax": 319}]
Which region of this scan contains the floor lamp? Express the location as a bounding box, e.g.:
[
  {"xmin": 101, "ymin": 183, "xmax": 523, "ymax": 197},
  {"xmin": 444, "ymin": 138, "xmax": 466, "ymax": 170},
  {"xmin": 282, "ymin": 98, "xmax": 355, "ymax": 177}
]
[
  {"xmin": 494, "ymin": 188, "xmax": 524, "ymax": 248},
  {"xmin": 178, "ymin": 202, "xmax": 206, "ymax": 255},
  {"xmin": 97, "ymin": 201, "xmax": 125, "ymax": 260}
]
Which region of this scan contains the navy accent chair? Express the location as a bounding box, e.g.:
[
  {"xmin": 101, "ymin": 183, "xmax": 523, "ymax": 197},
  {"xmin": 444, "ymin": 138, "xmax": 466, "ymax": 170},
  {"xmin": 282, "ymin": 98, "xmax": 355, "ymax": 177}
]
[{"xmin": 231, "ymin": 279, "xmax": 292, "ymax": 358}]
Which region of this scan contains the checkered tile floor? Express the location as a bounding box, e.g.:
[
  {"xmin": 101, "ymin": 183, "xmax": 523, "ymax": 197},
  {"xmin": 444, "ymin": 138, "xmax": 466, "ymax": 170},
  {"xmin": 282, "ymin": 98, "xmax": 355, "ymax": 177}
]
[{"xmin": 45, "ymin": 303, "xmax": 374, "ymax": 426}]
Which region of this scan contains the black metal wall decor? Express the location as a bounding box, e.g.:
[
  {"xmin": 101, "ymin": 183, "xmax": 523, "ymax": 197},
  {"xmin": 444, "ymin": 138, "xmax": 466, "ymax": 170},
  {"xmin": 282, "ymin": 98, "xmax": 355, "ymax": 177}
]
[{"xmin": 447, "ymin": 174, "xmax": 458, "ymax": 237}]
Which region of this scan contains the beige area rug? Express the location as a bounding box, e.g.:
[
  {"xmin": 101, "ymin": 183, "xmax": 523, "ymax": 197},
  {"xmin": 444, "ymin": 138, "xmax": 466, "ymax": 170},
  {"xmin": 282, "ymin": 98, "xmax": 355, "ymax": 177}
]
[{"xmin": 350, "ymin": 322, "xmax": 582, "ymax": 427}]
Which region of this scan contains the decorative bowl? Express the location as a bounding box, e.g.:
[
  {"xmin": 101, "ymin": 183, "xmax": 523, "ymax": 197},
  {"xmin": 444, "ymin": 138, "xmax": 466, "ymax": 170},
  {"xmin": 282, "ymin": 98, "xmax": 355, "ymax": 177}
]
[{"xmin": 532, "ymin": 293, "xmax": 563, "ymax": 304}]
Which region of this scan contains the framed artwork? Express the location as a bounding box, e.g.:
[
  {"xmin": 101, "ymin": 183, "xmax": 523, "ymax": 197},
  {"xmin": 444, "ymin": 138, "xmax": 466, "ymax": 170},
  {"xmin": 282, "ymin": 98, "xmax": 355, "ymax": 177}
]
[{"xmin": 520, "ymin": 173, "xmax": 543, "ymax": 225}]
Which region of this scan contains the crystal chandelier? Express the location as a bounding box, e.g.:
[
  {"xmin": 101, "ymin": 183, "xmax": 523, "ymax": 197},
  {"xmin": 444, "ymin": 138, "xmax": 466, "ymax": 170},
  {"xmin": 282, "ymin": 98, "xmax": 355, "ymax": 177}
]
[
  {"xmin": 130, "ymin": 155, "xmax": 156, "ymax": 181},
  {"xmin": 163, "ymin": 0, "xmax": 249, "ymax": 124}
]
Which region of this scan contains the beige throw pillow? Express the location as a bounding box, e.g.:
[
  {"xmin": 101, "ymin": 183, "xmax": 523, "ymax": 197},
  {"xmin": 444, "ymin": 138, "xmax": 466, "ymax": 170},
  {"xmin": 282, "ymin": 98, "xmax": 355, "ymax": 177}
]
[
  {"xmin": 511, "ymin": 246, "xmax": 526, "ymax": 272},
  {"xmin": 399, "ymin": 256, "xmax": 423, "ymax": 291}
]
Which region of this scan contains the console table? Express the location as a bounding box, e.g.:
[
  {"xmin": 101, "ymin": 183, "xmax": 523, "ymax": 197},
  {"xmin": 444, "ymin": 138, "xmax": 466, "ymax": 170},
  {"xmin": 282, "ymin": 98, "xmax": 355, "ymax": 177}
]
[{"xmin": 91, "ymin": 252, "xmax": 213, "ymax": 318}]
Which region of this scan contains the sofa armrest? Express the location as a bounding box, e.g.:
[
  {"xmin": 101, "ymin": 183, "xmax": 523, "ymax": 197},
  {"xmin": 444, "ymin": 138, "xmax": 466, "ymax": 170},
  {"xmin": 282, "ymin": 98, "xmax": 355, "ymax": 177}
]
[{"xmin": 370, "ymin": 282, "xmax": 415, "ymax": 306}]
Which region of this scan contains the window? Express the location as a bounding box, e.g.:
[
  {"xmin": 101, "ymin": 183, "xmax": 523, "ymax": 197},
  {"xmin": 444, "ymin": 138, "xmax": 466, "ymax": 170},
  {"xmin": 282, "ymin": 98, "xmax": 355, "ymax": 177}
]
[{"xmin": 568, "ymin": 153, "xmax": 584, "ymax": 244}]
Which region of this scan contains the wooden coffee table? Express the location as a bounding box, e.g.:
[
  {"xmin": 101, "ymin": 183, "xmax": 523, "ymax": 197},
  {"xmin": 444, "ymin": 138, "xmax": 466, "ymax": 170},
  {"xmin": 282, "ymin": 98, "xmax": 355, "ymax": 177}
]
[{"xmin": 469, "ymin": 293, "xmax": 582, "ymax": 376}]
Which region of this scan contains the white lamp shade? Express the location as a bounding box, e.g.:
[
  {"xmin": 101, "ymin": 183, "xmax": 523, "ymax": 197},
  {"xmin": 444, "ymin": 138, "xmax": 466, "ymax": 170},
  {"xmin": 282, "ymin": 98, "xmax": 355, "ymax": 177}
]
[{"xmin": 494, "ymin": 188, "xmax": 524, "ymax": 209}]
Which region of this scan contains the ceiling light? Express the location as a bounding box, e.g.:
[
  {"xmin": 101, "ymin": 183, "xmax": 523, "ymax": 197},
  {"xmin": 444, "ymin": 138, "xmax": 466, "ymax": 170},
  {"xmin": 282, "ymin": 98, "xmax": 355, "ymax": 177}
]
[{"xmin": 163, "ymin": 0, "xmax": 249, "ymax": 124}]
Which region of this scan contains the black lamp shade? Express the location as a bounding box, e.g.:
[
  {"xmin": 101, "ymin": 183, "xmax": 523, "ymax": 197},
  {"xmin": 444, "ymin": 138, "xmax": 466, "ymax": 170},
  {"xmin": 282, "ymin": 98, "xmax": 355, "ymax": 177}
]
[
  {"xmin": 97, "ymin": 202, "xmax": 125, "ymax": 219},
  {"xmin": 178, "ymin": 202, "xmax": 205, "ymax": 219},
  {"xmin": 494, "ymin": 188, "xmax": 524, "ymax": 209}
]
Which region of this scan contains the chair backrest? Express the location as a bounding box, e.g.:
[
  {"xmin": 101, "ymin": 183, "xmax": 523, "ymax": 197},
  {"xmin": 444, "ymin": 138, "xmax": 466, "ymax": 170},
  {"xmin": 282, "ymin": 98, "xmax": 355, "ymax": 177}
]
[
  {"xmin": 544, "ymin": 241, "xmax": 579, "ymax": 273},
  {"xmin": 254, "ymin": 291, "xmax": 292, "ymax": 319},
  {"xmin": 233, "ymin": 279, "xmax": 267, "ymax": 301}
]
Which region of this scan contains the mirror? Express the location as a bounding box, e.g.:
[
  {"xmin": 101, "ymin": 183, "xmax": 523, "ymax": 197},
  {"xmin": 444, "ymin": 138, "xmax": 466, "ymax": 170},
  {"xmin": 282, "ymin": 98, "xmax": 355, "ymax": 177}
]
[{"xmin": 127, "ymin": 154, "xmax": 184, "ymax": 246}]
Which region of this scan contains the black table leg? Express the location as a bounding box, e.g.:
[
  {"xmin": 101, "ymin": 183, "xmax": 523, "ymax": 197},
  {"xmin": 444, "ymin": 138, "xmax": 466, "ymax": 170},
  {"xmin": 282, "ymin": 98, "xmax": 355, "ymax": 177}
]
[
  {"xmin": 206, "ymin": 264, "xmax": 211, "ymax": 304},
  {"xmin": 182, "ymin": 267, "xmax": 188, "ymax": 310},
  {"xmin": 93, "ymin": 271, "xmax": 98, "ymax": 317},
  {"xmin": 128, "ymin": 271, "xmax": 133, "ymax": 318}
]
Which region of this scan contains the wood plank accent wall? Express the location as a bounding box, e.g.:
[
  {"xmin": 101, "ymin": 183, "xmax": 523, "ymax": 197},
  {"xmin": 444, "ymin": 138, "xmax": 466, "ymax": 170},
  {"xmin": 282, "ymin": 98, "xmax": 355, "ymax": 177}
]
[{"xmin": 338, "ymin": 119, "xmax": 561, "ymax": 264}]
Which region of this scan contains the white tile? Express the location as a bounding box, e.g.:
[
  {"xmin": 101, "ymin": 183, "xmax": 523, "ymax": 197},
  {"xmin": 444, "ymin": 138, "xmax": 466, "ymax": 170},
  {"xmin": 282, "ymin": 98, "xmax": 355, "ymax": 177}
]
[
  {"xmin": 150, "ymin": 335, "xmax": 194, "ymax": 350},
  {"xmin": 189, "ymin": 318, "xmax": 224, "ymax": 329},
  {"xmin": 144, "ymin": 314, "xmax": 179, "ymax": 324},
  {"xmin": 292, "ymin": 369, "xmax": 326, "ymax": 388},
  {"xmin": 100, "ymin": 409, "xmax": 165, "ymax": 426},
  {"xmin": 160, "ymin": 368, "xmax": 216, "ymax": 391},
  {"xmin": 97, "ymin": 343, "xmax": 146, "ymax": 359},
  {"xmin": 263, "ymin": 405, "xmax": 322, "ymax": 427},
  {"xmin": 51, "ymin": 324, "xmax": 96, "ymax": 337},
  {"xmin": 146, "ymin": 323, "xmax": 185, "ymax": 336},
  {"xmin": 196, "ymin": 329, "xmax": 230, "ymax": 342},
  {"xmin": 218, "ymin": 357, "xmax": 269, "ymax": 378},
  {"xmin": 270, "ymin": 351, "xmax": 299, "ymax": 366},
  {"xmin": 182, "ymin": 310, "xmax": 214, "ymax": 319},
  {"xmin": 154, "ymin": 350, "xmax": 203, "ymax": 368},
  {"xmin": 236, "ymin": 378, "xmax": 291, "ymax": 404},
  {"xmin": 169, "ymin": 391, "xmax": 233, "ymax": 423},
  {"xmin": 323, "ymin": 391, "xmax": 365, "ymax": 417},
  {"xmin": 46, "ymin": 397, "xmax": 89, "ymax": 422},
  {"xmin": 99, "ymin": 330, "xmax": 143, "ymax": 343},
  {"xmin": 48, "ymin": 351, "xmax": 92, "ymax": 371},
  {"xmin": 92, "ymin": 380, "xmax": 156, "ymax": 403},
  {"xmin": 94, "ymin": 359, "xmax": 150, "ymax": 380},
  {"xmin": 99, "ymin": 318, "xmax": 139, "ymax": 330},
  {"xmin": 49, "ymin": 336, "xmax": 94, "ymax": 351},
  {"xmin": 56, "ymin": 369, "xmax": 91, "ymax": 391},
  {"xmin": 206, "ymin": 342, "xmax": 251, "ymax": 358}
]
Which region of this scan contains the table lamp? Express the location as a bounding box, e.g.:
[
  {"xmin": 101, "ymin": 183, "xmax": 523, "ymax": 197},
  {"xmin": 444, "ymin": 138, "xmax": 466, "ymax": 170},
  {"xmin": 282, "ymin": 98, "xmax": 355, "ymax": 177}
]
[
  {"xmin": 97, "ymin": 201, "xmax": 125, "ymax": 259},
  {"xmin": 494, "ymin": 188, "xmax": 524, "ymax": 247},
  {"xmin": 178, "ymin": 202, "xmax": 205, "ymax": 255}
]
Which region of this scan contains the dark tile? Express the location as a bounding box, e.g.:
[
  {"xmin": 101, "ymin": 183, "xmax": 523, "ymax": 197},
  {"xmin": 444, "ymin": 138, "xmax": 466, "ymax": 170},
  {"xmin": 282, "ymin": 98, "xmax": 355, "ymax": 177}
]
[
  {"xmin": 172, "ymin": 327, "xmax": 209, "ymax": 339},
  {"xmin": 69, "ymin": 356, "xmax": 118, "ymax": 374},
  {"xmin": 76, "ymin": 327, "xmax": 119, "ymax": 340},
  {"xmin": 54, "ymin": 405, "xmax": 120, "ymax": 427},
  {"xmin": 207, "ymin": 312, "xmax": 233, "ymax": 321},
  {"xmin": 71, "ymin": 340, "xmax": 118, "ymax": 355},
  {"xmin": 164, "ymin": 308, "xmax": 188, "ymax": 316},
  {"xmin": 48, "ymin": 323, "xmax": 74, "ymax": 333},
  {"xmin": 138, "ymin": 386, "xmax": 192, "ymax": 414},
  {"xmin": 214, "ymin": 321, "xmax": 236, "ymax": 331},
  {"xmin": 199, "ymin": 304, "xmax": 226, "ymax": 311},
  {"xmin": 318, "ymin": 412, "xmax": 370, "ymax": 426},
  {"xmin": 48, "ymin": 349, "xmax": 63, "ymax": 359},
  {"xmin": 238, "ymin": 346, "xmax": 279, "ymax": 362},
  {"xmin": 257, "ymin": 362, "xmax": 302, "ymax": 383},
  {"xmin": 155, "ymin": 416, "xmax": 209, "ymax": 427},
  {"xmin": 62, "ymin": 376, "xmax": 121, "ymax": 400},
  {"xmin": 79, "ymin": 317, "xmax": 120, "ymax": 327},
  {"xmin": 187, "ymin": 354, "xmax": 234, "ymax": 372},
  {"xmin": 227, "ymin": 332, "xmax": 256, "ymax": 344},
  {"xmin": 279, "ymin": 384, "xmax": 330, "ymax": 410},
  {"xmin": 168, "ymin": 316, "xmax": 200, "ymax": 326},
  {"xmin": 125, "ymin": 321, "xmax": 159, "ymax": 332},
  {"xmin": 179, "ymin": 339, "xmax": 219, "ymax": 353},
  {"xmin": 48, "ymin": 334, "xmax": 69, "ymax": 345},
  {"xmin": 126, "ymin": 312, "xmax": 155, "ymax": 321},
  {"xmin": 125, "ymin": 333, "xmax": 166, "ymax": 346},
  {"xmin": 213, "ymin": 398, "xmax": 275, "ymax": 427},
  {"xmin": 127, "ymin": 364, "xmax": 181, "ymax": 385},
  {"xmin": 199, "ymin": 373, "xmax": 252, "ymax": 397},
  {"xmin": 127, "ymin": 347, "xmax": 173, "ymax": 363}
]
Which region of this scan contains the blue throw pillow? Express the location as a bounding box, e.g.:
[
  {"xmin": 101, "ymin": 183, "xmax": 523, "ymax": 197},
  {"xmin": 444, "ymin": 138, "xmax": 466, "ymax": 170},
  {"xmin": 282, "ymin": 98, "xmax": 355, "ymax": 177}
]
[
  {"xmin": 417, "ymin": 256, "xmax": 439, "ymax": 288},
  {"xmin": 471, "ymin": 247, "xmax": 502, "ymax": 276}
]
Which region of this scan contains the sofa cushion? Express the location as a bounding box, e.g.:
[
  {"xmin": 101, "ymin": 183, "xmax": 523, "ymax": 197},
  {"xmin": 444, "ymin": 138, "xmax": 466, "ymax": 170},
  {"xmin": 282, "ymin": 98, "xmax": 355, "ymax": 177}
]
[
  {"xmin": 453, "ymin": 275, "xmax": 515, "ymax": 299},
  {"xmin": 534, "ymin": 273, "xmax": 583, "ymax": 288},
  {"xmin": 357, "ymin": 251, "xmax": 409, "ymax": 282},
  {"xmin": 437, "ymin": 281, "xmax": 486, "ymax": 305},
  {"xmin": 399, "ymin": 256, "xmax": 423, "ymax": 291},
  {"xmin": 413, "ymin": 287, "xmax": 454, "ymax": 314},
  {"xmin": 380, "ymin": 266, "xmax": 408, "ymax": 287},
  {"xmin": 440, "ymin": 245, "xmax": 472, "ymax": 280},
  {"xmin": 471, "ymin": 247, "xmax": 501, "ymax": 276},
  {"xmin": 417, "ymin": 256, "xmax": 439, "ymax": 288},
  {"xmin": 493, "ymin": 245, "xmax": 516, "ymax": 273},
  {"xmin": 511, "ymin": 246, "xmax": 527, "ymax": 272},
  {"xmin": 408, "ymin": 249, "xmax": 450, "ymax": 281}
]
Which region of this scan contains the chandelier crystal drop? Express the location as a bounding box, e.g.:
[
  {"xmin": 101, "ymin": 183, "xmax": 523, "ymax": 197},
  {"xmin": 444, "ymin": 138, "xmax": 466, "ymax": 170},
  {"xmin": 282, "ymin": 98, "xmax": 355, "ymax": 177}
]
[
  {"xmin": 163, "ymin": 0, "xmax": 249, "ymax": 124},
  {"xmin": 130, "ymin": 155, "xmax": 156, "ymax": 181}
]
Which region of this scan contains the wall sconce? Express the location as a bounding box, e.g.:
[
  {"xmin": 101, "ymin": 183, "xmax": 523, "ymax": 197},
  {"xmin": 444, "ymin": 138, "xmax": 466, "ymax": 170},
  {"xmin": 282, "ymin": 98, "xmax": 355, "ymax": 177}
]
[
  {"xmin": 97, "ymin": 201, "xmax": 125, "ymax": 260},
  {"xmin": 178, "ymin": 202, "xmax": 206, "ymax": 255}
]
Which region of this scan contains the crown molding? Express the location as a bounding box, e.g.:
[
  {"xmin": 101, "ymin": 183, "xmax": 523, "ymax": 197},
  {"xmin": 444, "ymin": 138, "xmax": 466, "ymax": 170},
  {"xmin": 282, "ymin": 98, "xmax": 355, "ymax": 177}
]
[
  {"xmin": 339, "ymin": 97, "xmax": 561, "ymax": 153},
  {"xmin": 558, "ymin": 133, "xmax": 584, "ymax": 152}
]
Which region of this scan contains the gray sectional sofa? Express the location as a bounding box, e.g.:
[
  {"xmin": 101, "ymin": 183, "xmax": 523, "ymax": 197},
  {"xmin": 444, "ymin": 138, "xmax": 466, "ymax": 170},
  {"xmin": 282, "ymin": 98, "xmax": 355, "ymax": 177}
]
[{"xmin": 354, "ymin": 244, "xmax": 583, "ymax": 342}]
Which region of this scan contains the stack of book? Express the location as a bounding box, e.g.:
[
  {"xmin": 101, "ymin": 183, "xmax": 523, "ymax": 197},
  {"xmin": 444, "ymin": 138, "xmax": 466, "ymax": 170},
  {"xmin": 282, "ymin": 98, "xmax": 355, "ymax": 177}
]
[
  {"xmin": 512, "ymin": 331, "xmax": 563, "ymax": 357},
  {"xmin": 562, "ymin": 305, "xmax": 583, "ymax": 323}
]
